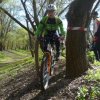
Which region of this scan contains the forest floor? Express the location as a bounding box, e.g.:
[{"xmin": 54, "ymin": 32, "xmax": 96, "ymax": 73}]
[
  {"xmin": 0, "ymin": 51, "xmax": 100, "ymax": 100},
  {"xmin": 0, "ymin": 50, "xmax": 31, "ymax": 67},
  {"xmin": 0, "ymin": 62, "xmax": 100, "ymax": 100}
]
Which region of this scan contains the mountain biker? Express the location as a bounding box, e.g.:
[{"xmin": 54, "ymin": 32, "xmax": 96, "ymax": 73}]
[
  {"xmin": 92, "ymin": 11, "xmax": 100, "ymax": 61},
  {"xmin": 35, "ymin": 4, "xmax": 65, "ymax": 61}
]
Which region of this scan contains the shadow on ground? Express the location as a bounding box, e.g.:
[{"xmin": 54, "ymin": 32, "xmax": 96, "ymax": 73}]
[{"xmin": 0, "ymin": 66, "xmax": 76, "ymax": 100}]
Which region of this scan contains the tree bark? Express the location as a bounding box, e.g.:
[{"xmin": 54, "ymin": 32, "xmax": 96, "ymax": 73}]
[
  {"xmin": 26, "ymin": 20, "xmax": 34, "ymax": 57},
  {"xmin": 32, "ymin": 0, "xmax": 39, "ymax": 26},
  {"xmin": 32, "ymin": 0, "xmax": 40, "ymax": 78},
  {"xmin": 66, "ymin": 0, "xmax": 96, "ymax": 78}
]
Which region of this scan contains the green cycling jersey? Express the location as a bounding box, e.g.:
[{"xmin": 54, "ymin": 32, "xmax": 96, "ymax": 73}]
[{"xmin": 35, "ymin": 16, "xmax": 65, "ymax": 37}]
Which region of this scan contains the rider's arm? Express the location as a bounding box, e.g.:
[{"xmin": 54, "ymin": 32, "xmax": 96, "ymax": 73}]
[
  {"xmin": 58, "ymin": 18, "xmax": 65, "ymax": 36},
  {"xmin": 35, "ymin": 17, "xmax": 47, "ymax": 37}
]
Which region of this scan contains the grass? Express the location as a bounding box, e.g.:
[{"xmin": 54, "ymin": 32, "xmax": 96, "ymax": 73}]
[
  {"xmin": 0, "ymin": 50, "xmax": 31, "ymax": 63},
  {"xmin": 0, "ymin": 57, "xmax": 34, "ymax": 80},
  {"xmin": 0, "ymin": 51, "xmax": 11, "ymax": 62},
  {"xmin": 0, "ymin": 50, "xmax": 34, "ymax": 80},
  {"xmin": 11, "ymin": 49, "xmax": 31, "ymax": 56},
  {"xmin": 0, "ymin": 52, "xmax": 5, "ymax": 58},
  {"xmin": 0, "ymin": 49, "xmax": 44, "ymax": 81}
]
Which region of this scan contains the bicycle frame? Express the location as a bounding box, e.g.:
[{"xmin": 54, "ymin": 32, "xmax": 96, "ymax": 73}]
[
  {"xmin": 45, "ymin": 43, "xmax": 55, "ymax": 75},
  {"xmin": 40, "ymin": 38, "xmax": 65, "ymax": 90},
  {"xmin": 44, "ymin": 52, "xmax": 51, "ymax": 75}
]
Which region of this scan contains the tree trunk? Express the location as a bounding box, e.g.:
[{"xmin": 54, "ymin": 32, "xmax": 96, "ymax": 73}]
[
  {"xmin": 0, "ymin": 42, "xmax": 3, "ymax": 51},
  {"xmin": 66, "ymin": 0, "xmax": 96, "ymax": 78},
  {"xmin": 28, "ymin": 33, "xmax": 34, "ymax": 57},
  {"xmin": 32, "ymin": 0, "xmax": 40, "ymax": 78}
]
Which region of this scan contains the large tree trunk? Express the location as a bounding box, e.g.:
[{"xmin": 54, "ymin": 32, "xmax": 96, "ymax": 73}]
[{"xmin": 66, "ymin": 0, "xmax": 96, "ymax": 78}]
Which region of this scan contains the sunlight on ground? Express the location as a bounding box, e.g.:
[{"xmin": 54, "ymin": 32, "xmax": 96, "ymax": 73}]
[{"xmin": 0, "ymin": 50, "xmax": 31, "ymax": 63}]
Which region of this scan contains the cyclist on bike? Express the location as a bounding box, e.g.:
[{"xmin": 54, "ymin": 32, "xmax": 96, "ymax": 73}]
[{"xmin": 35, "ymin": 4, "xmax": 65, "ymax": 61}]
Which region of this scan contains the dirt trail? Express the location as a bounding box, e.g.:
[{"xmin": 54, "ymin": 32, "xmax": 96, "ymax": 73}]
[{"xmin": 0, "ymin": 50, "xmax": 31, "ymax": 67}]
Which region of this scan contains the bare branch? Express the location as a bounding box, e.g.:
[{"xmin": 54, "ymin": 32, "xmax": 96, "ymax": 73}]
[
  {"xmin": 37, "ymin": 0, "xmax": 46, "ymax": 16},
  {"xmin": 91, "ymin": 0, "xmax": 100, "ymax": 13},
  {"xmin": 32, "ymin": 0, "xmax": 39, "ymax": 25},
  {"xmin": 0, "ymin": 7, "xmax": 34, "ymax": 36},
  {"xmin": 21, "ymin": 0, "xmax": 35, "ymax": 29},
  {"xmin": 58, "ymin": 4, "xmax": 70, "ymax": 17},
  {"xmin": 24, "ymin": 0, "xmax": 27, "ymax": 4}
]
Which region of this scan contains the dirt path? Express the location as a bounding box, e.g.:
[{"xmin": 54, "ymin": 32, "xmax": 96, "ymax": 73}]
[{"xmin": 0, "ymin": 50, "xmax": 31, "ymax": 67}]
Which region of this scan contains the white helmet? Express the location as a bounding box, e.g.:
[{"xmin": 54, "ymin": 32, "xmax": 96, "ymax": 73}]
[{"xmin": 47, "ymin": 4, "xmax": 56, "ymax": 11}]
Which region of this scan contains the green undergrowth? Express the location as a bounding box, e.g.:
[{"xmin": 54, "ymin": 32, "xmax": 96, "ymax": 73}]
[
  {"xmin": 11, "ymin": 49, "xmax": 31, "ymax": 56},
  {"xmin": 87, "ymin": 51, "xmax": 95, "ymax": 63},
  {"xmin": 76, "ymin": 52, "xmax": 100, "ymax": 100},
  {"xmin": 76, "ymin": 67, "xmax": 100, "ymax": 100},
  {"xmin": 87, "ymin": 51, "xmax": 100, "ymax": 66},
  {"xmin": 93, "ymin": 60, "xmax": 100, "ymax": 66},
  {"xmin": 0, "ymin": 52, "xmax": 5, "ymax": 58}
]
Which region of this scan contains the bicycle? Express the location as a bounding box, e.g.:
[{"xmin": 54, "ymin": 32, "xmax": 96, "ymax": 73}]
[
  {"xmin": 40, "ymin": 37, "xmax": 65, "ymax": 91},
  {"xmin": 40, "ymin": 42, "xmax": 56, "ymax": 90}
]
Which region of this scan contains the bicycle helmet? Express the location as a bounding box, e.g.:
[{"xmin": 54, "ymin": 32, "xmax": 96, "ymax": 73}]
[{"xmin": 47, "ymin": 4, "xmax": 57, "ymax": 11}]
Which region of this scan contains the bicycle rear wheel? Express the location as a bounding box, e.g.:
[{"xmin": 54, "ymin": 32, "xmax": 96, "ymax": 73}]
[{"xmin": 40, "ymin": 53, "xmax": 50, "ymax": 90}]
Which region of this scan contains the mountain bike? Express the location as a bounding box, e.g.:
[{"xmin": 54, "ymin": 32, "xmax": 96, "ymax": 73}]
[
  {"xmin": 40, "ymin": 37, "xmax": 65, "ymax": 91},
  {"xmin": 40, "ymin": 42, "xmax": 57, "ymax": 90}
]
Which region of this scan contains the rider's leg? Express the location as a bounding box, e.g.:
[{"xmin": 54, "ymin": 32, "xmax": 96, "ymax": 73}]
[
  {"xmin": 40, "ymin": 35, "xmax": 49, "ymax": 52},
  {"xmin": 54, "ymin": 35, "xmax": 60, "ymax": 61}
]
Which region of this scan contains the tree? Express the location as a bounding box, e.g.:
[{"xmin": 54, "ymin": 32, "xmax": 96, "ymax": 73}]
[
  {"xmin": 0, "ymin": 9, "xmax": 12, "ymax": 51},
  {"xmin": 66, "ymin": 0, "xmax": 96, "ymax": 78}
]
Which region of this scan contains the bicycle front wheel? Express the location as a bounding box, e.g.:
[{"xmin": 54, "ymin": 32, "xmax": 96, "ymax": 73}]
[{"xmin": 40, "ymin": 53, "xmax": 50, "ymax": 90}]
